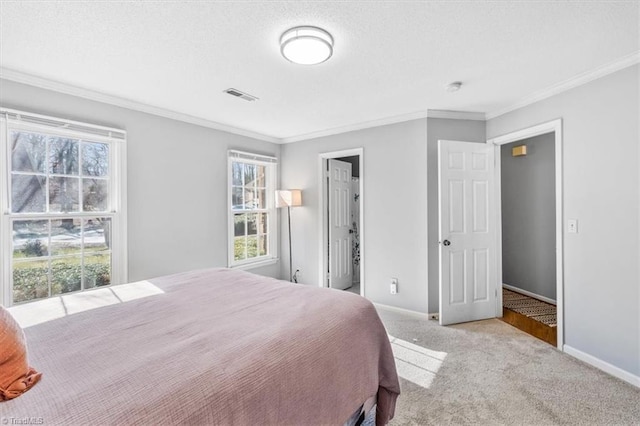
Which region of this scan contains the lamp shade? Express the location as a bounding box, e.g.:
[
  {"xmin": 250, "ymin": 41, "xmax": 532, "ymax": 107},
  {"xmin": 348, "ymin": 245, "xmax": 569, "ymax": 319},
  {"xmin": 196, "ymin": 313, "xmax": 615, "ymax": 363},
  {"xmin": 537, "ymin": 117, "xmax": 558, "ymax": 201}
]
[{"xmin": 275, "ymin": 189, "xmax": 302, "ymax": 208}]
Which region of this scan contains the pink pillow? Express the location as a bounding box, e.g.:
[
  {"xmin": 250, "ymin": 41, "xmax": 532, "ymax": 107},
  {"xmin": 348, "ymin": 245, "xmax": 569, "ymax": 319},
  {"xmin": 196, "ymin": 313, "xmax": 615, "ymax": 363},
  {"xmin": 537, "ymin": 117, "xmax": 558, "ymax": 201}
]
[{"xmin": 0, "ymin": 306, "xmax": 41, "ymax": 400}]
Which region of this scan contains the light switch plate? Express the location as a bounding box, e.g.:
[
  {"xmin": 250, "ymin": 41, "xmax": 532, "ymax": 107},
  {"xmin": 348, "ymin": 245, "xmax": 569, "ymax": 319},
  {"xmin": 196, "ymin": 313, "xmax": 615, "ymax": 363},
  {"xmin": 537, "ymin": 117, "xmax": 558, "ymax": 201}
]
[{"xmin": 568, "ymin": 219, "xmax": 578, "ymax": 233}]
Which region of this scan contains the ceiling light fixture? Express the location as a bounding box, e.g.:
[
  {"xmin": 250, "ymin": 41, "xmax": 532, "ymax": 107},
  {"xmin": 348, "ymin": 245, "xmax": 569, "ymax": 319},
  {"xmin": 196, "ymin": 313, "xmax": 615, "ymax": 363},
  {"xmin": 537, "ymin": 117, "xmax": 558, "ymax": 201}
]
[
  {"xmin": 446, "ymin": 81, "xmax": 463, "ymax": 92},
  {"xmin": 280, "ymin": 26, "xmax": 333, "ymax": 65}
]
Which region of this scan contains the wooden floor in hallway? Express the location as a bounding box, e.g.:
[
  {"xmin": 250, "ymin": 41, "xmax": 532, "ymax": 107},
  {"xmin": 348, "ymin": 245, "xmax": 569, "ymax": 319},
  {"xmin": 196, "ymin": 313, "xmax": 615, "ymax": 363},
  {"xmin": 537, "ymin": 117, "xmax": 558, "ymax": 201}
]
[{"xmin": 500, "ymin": 288, "xmax": 557, "ymax": 346}]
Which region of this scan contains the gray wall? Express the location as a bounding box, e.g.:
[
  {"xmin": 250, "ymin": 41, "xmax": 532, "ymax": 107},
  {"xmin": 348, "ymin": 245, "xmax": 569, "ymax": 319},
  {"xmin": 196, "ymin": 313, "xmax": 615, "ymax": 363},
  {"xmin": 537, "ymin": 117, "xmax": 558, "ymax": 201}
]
[
  {"xmin": 0, "ymin": 79, "xmax": 281, "ymax": 282},
  {"xmin": 501, "ymin": 133, "xmax": 556, "ymax": 300},
  {"xmin": 487, "ymin": 65, "xmax": 639, "ymax": 377},
  {"xmin": 280, "ymin": 119, "xmax": 429, "ymax": 312},
  {"xmin": 426, "ymin": 118, "xmax": 486, "ymax": 313},
  {"xmin": 281, "ymin": 117, "xmax": 485, "ymax": 314}
]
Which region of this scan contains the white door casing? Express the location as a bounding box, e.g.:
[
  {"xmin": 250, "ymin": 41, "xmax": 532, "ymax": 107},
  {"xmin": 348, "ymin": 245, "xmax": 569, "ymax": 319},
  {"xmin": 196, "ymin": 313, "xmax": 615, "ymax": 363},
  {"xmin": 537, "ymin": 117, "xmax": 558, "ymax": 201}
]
[
  {"xmin": 328, "ymin": 159, "xmax": 352, "ymax": 290},
  {"xmin": 438, "ymin": 140, "xmax": 497, "ymax": 325},
  {"xmin": 488, "ymin": 119, "xmax": 563, "ymax": 350}
]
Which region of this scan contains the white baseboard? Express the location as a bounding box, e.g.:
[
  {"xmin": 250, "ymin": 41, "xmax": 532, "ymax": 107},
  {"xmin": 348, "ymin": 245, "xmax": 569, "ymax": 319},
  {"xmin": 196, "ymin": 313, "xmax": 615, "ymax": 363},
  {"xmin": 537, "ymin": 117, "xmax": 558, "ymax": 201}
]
[
  {"xmin": 564, "ymin": 345, "xmax": 640, "ymax": 388},
  {"xmin": 373, "ymin": 302, "xmax": 429, "ymax": 319},
  {"xmin": 502, "ymin": 283, "xmax": 556, "ymax": 305}
]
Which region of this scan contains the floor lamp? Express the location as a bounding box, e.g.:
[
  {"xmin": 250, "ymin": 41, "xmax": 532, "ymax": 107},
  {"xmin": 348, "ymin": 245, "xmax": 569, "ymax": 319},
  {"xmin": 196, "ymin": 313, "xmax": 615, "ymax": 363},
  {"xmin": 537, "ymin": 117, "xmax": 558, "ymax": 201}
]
[{"xmin": 275, "ymin": 189, "xmax": 302, "ymax": 282}]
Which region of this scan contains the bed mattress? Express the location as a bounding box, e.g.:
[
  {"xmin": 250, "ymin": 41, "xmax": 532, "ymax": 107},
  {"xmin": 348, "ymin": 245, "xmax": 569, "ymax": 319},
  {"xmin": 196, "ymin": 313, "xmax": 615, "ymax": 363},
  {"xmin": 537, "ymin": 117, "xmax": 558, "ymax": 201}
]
[{"xmin": 1, "ymin": 268, "xmax": 400, "ymax": 425}]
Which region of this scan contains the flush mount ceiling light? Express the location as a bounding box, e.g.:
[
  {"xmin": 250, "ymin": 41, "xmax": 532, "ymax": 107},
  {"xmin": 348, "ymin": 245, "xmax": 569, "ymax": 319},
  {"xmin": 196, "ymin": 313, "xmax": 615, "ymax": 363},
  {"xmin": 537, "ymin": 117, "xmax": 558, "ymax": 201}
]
[{"xmin": 280, "ymin": 26, "xmax": 333, "ymax": 65}]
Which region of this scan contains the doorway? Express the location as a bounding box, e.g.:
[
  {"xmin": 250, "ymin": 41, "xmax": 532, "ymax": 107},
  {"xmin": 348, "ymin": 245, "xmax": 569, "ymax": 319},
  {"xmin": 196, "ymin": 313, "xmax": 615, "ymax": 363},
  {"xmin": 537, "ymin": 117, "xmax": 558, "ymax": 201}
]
[
  {"xmin": 318, "ymin": 148, "xmax": 364, "ymax": 297},
  {"xmin": 499, "ymin": 133, "xmax": 558, "ymax": 346},
  {"xmin": 489, "ymin": 119, "xmax": 564, "ymax": 349}
]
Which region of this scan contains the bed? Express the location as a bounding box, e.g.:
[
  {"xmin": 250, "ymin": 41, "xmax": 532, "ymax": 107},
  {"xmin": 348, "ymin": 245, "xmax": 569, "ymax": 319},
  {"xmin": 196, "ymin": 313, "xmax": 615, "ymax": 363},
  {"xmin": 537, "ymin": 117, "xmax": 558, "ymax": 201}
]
[{"xmin": 2, "ymin": 268, "xmax": 400, "ymax": 425}]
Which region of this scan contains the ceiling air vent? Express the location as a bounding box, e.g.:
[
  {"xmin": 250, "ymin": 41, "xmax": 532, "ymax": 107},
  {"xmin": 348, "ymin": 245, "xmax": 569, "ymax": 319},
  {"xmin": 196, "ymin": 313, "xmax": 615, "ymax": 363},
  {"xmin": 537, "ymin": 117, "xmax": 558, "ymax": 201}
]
[{"xmin": 224, "ymin": 88, "xmax": 258, "ymax": 102}]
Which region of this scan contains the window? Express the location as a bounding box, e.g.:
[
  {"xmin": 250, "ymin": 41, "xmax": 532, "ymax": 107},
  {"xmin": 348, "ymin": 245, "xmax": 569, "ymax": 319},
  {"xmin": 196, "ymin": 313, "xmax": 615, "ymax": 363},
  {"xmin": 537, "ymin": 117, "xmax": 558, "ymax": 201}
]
[
  {"xmin": 0, "ymin": 109, "xmax": 127, "ymax": 306},
  {"xmin": 228, "ymin": 150, "xmax": 277, "ymax": 268}
]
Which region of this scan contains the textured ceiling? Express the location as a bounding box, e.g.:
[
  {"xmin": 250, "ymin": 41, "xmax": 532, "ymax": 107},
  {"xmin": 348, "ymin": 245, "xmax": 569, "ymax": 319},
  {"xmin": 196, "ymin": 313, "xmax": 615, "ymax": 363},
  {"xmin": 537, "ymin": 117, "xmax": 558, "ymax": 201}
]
[{"xmin": 0, "ymin": 1, "xmax": 638, "ymax": 141}]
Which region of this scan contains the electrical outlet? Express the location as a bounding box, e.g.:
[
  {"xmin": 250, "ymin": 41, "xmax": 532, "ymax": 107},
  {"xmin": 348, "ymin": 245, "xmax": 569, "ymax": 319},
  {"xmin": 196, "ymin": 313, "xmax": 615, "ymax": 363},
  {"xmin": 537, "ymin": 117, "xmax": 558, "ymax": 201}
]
[
  {"xmin": 390, "ymin": 278, "xmax": 398, "ymax": 294},
  {"xmin": 568, "ymin": 219, "xmax": 578, "ymax": 234}
]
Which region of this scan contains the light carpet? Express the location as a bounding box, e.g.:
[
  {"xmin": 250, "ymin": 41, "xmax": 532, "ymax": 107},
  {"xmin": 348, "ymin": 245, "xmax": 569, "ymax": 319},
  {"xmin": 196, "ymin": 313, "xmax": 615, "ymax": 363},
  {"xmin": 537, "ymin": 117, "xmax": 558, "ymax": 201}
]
[{"xmin": 376, "ymin": 308, "xmax": 640, "ymax": 425}]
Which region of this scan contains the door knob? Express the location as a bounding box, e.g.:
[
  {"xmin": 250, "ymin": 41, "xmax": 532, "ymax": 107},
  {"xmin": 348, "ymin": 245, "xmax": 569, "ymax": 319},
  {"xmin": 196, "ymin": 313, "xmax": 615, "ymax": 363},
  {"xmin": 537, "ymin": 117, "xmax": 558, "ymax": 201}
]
[{"xmin": 443, "ymin": 240, "xmax": 451, "ymax": 246}]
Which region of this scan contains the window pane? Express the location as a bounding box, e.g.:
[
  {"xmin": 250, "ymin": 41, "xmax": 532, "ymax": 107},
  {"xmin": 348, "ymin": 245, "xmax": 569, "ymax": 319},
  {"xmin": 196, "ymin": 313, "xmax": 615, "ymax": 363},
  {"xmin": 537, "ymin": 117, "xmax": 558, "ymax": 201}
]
[
  {"xmin": 244, "ymin": 188, "xmax": 256, "ymax": 209},
  {"xmin": 12, "ymin": 174, "xmax": 46, "ymax": 213},
  {"xmin": 82, "ymin": 142, "xmax": 109, "ymax": 176},
  {"xmin": 84, "ymin": 254, "xmax": 111, "ymax": 289},
  {"xmin": 13, "ymin": 260, "xmax": 49, "ymax": 304},
  {"xmin": 234, "ymin": 214, "xmax": 246, "ymax": 237},
  {"xmin": 85, "ymin": 218, "xmax": 111, "ymax": 253},
  {"xmin": 13, "ymin": 220, "xmax": 48, "ymax": 259},
  {"xmin": 255, "ymin": 189, "xmax": 266, "ymax": 209},
  {"xmin": 51, "ymin": 257, "xmax": 82, "ymax": 295},
  {"xmin": 234, "ymin": 237, "xmax": 246, "ymax": 261},
  {"xmin": 49, "ymin": 177, "xmax": 80, "ymax": 212},
  {"xmin": 49, "ymin": 138, "xmax": 79, "ymax": 175},
  {"xmin": 256, "ymin": 213, "xmax": 268, "ymax": 234},
  {"xmin": 258, "ymin": 235, "xmax": 267, "ymax": 256},
  {"xmin": 244, "ymin": 164, "xmax": 256, "ymax": 187},
  {"xmin": 232, "ymin": 187, "xmax": 244, "ymax": 210},
  {"xmin": 255, "ymin": 165, "xmax": 266, "ymax": 188},
  {"xmin": 83, "ymin": 178, "xmax": 108, "ymax": 211},
  {"xmin": 50, "ymin": 219, "xmax": 82, "ymax": 256},
  {"xmin": 247, "ymin": 213, "xmax": 257, "ymax": 235},
  {"xmin": 11, "ymin": 132, "xmax": 46, "ymax": 173},
  {"xmin": 232, "ymin": 162, "xmax": 243, "ymax": 186},
  {"xmin": 247, "ymin": 236, "xmax": 258, "ymax": 259}
]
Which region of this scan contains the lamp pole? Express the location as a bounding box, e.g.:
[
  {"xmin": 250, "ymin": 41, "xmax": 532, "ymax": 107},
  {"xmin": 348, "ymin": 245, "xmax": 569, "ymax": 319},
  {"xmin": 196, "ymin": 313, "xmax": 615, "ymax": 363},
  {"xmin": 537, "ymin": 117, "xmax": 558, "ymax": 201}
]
[{"xmin": 287, "ymin": 205, "xmax": 293, "ymax": 282}]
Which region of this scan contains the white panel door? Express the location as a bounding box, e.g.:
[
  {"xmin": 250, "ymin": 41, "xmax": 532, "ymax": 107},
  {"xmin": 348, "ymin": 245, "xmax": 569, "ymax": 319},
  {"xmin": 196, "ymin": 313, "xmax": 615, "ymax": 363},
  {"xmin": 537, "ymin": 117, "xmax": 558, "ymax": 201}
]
[
  {"xmin": 328, "ymin": 159, "xmax": 352, "ymax": 290},
  {"xmin": 438, "ymin": 140, "xmax": 497, "ymax": 325}
]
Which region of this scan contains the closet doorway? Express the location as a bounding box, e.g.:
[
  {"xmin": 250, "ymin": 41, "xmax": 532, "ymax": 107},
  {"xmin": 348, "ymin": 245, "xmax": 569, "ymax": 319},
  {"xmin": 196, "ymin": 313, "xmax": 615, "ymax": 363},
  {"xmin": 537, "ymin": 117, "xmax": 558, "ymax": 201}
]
[
  {"xmin": 318, "ymin": 149, "xmax": 364, "ymax": 297},
  {"xmin": 489, "ymin": 120, "xmax": 563, "ymax": 348}
]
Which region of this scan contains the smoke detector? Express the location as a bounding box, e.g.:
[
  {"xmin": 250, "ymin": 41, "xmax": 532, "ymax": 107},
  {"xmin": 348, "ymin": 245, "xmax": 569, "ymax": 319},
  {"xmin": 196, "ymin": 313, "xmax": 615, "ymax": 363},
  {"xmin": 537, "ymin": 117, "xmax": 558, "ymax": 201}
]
[{"xmin": 446, "ymin": 81, "xmax": 463, "ymax": 92}]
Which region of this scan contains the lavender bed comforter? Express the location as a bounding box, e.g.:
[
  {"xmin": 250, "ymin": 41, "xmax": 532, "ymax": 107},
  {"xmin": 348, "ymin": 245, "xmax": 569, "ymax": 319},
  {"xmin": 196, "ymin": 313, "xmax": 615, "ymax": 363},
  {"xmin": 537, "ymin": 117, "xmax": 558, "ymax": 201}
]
[{"xmin": 2, "ymin": 268, "xmax": 400, "ymax": 425}]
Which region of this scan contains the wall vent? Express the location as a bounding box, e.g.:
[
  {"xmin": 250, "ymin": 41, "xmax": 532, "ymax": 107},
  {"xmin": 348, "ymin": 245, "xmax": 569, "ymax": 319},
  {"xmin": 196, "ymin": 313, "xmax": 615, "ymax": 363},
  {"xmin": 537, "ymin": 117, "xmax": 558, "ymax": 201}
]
[{"xmin": 224, "ymin": 88, "xmax": 258, "ymax": 102}]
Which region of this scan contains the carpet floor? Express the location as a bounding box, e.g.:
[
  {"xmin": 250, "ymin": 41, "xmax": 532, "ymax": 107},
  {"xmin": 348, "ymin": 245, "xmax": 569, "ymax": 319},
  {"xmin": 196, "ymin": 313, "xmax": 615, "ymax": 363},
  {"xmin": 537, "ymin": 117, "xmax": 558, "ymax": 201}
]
[{"xmin": 376, "ymin": 307, "xmax": 640, "ymax": 425}]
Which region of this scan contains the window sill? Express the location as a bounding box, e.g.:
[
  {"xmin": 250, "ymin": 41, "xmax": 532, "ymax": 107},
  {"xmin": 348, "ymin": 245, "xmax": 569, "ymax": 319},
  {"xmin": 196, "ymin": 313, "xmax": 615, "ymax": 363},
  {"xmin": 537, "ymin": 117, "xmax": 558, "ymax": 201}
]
[{"xmin": 229, "ymin": 258, "xmax": 279, "ymax": 271}]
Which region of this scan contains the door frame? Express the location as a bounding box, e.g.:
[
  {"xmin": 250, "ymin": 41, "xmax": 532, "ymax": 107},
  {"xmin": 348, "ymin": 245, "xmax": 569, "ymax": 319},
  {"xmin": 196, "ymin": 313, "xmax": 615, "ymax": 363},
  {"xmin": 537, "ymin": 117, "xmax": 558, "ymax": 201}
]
[
  {"xmin": 487, "ymin": 118, "xmax": 564, "ymax": 350},
  {"xmin": 318, "ymin": 148, "xmax": 364, "ymax": 296}
]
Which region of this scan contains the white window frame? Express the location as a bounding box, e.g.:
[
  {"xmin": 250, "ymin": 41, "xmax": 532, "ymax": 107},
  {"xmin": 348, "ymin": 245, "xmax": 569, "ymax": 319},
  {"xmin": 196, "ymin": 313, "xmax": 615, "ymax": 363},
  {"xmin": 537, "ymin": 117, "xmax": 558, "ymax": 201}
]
[
  {"xmin": 227, "ymin": 150, "xmax": 278, "ymax": 269},
  {"xmin": 0, "ymin": 108, "xmax": 127, "ymax": 306}
]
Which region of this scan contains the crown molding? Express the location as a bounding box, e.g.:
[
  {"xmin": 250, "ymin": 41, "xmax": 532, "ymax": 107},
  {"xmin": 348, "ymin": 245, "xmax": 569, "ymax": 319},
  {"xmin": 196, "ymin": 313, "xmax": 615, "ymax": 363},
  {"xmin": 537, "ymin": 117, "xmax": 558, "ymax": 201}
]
[
  {"xmin": 281, "ymin": 109, "xmax": 489, "ymax": 144},
  {"xmin": 426, "ymin": 109, "xmax": 486, "ymax": 121},
  {"xmin": 486, "ymin": 51, "xmax": 640, "ymax": 120},
  {"xmin": 280, "ymin": 111, "xmax": 429, "ymax": 144},
  {"xmin": 0, "ymin": 67, "xmax": 280, "ymax": 143}
]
